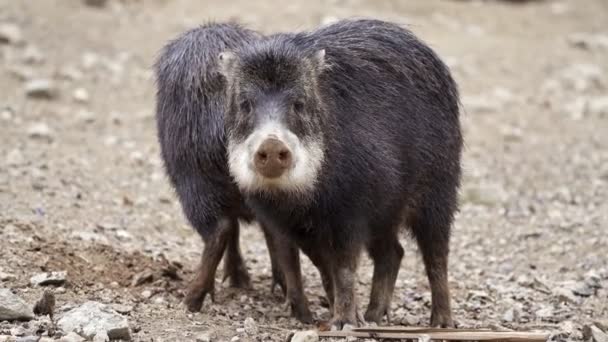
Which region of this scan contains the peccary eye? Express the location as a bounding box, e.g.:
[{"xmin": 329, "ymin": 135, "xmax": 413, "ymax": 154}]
[
  {"xmin": 239, "ymin": 100, "xmax": 252, "ymax": 114},
  {"xmin": 293, "ymin": 100, "xmax": 305, "ymax": 113}
]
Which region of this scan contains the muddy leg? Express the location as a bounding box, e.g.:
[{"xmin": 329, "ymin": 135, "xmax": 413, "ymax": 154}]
[
  {"xmin": 266, "ymin": 229, "xmax": 313, "ymax": 324},
  {"xmin": 328, "ymin": 251, "xmax": 360, "ymax": 330},
  {"xmin": 222, "ymin": 221, "xmax": 251, "ymax": 288},
  {"xmin": 412, "ymin": 211, "xmax": 453, "ymax": 327},
  {"xmin": 184, "ymin": 218, "xmax": 232, "ymax": 312},
  {"xmin": 261, "ymin": 225, "xmax": 286, "ymax": 296},
  {"xmin": 364, "ymin": 233, "xmax": 404, "ymax": 324}
]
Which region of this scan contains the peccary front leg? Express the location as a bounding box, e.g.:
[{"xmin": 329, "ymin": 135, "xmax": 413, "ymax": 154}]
[
  {"xmin": 222, "ymin": 222, "xmax": 251, "ymax": 289},
  {"xmin": 184, "ymin": 218, "xmax": 232, "ymax": 312},
  {"xmin": 364, "ymin": 234, "xmax": 404, "ymax": 324},
  {"xmin": 328, "ymin": 251, "xmax": 360, "ymax": 330},
  {"xmin": 265, "ymin": 228, "xmax": 313, "ymax": 324},
  {"xmin": 261, "ymin": 226, "xmax": 286, "ymax": 296},
  {"xmin": 302, "ymin": 246, "xmax": 334, "ymax": 313}
]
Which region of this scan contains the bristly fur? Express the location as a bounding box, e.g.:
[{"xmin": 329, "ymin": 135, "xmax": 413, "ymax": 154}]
[{"xmin": 221, "ymin": 18, "xmax": 463, "ymax": 327}]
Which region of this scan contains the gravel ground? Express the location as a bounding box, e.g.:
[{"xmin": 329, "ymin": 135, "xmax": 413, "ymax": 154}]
[{"xmin": 0, "ymin": 0, "xmax": 607, "ymax": 341}]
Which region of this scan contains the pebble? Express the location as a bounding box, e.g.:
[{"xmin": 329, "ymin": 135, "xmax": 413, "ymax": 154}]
[
  {"xmin": 559, "ymin": 63, "xmax": 604, "ymax": 92},
  {"xmin": 27, "ymin": 123, "xmax": 54, "ymax": 141},
  {"xmin": 59, "ymin": 332, "xmax": 86, "ymax": 342},
  {"xmin": 0, "ymin": 288, "xmax": 34, "ymax": 321},
  {"xmin": 84, "ymin": 0, "xmax": 108, "ymax": 7},
  {"xmin": 0, "ymin": 23, "xmax": 24, "ymax": 45},
  {"xmin": 24, "ymin": 79, "xmax": 59, "ymax": 99},
  {"xmin": 588, "ymin": 97, "xmax": 608, "ymax": 118},
  {"xmin": 56, "ymin": 301, "xmax": 131, "ymax": 341},
  {"xmin": 110, "ymin": 304, "xmax": 133, "ymax": 314},
  {"xmin": 401, "ymin": 313, "xmax": 420, "ymax": 326},
  {"xmin": 5, "ymin": 149, "xmax": 24, "ymax": 167},
  {"xmin": 195, "ymin": 332, "xmax": 211, "ymax": 342},
  {"xmin": 22, "ymin": 45, "xmax": 44, "ymax": 64},
  {"xmin": 30, "ymin": 271, "xmax": 67, "ymax": 286},
  {"xmin": 501, "ymin": 308, "xmax": 519, "ymax": 323},
  {"xmin": 584, "ymin": 325, "xmax": 608, "ymax": 342},
  {"xmin": 535, "ymin": 307, "xmax": 554, "ymax": 320},
  {"xmin": 568, "ymin": 33, "xmax": 608, "ymax": 51},
  {"xmin": 553, "ymin": 286, "xmax": 578, "ymax": 304},
  {"xmin": 72, "ymin": 88, "xmax": 90, "ymax": 103},
  {"xmin": 290, "ymin": 330, "xmax": 319, "ymax": 342},
  {"xmin": 15, "ymin": 337, "xmax": 39, "ymax": 342},
  {"xmin": 243, "ymin": 317, "xmax": 257, "ymax": 335},
  {"xmin": 230, "ymin": 337, "xmax": 239, "ymax": 342}
]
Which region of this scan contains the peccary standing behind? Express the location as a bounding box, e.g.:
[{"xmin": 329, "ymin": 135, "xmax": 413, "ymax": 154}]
[
  {"xmin": 154, "ymin": 22, "xmax": 313, "ymax": 323},
  {"xmin": 219, "ymin": 19, "xmax": 463, "ymax": 328}
]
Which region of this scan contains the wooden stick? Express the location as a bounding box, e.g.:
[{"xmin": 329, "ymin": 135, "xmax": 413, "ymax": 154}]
[{"xmin": 317, "ymin": 329, "xmax": 549, "ymax": 341}]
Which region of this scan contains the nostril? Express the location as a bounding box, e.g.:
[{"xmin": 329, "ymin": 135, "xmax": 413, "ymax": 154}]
[
  {"xmin": 278, "ymin": 150, "xmax": 290, "ymax": 161},
  {"xmin": 257, "ymin": 151, "xmax": 268, "ymax": 161}
]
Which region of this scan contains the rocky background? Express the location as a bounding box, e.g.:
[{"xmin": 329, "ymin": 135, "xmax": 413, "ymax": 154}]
[{"xmin": 0, "ymin": 0, "xmax": 607, "ymax": 341}]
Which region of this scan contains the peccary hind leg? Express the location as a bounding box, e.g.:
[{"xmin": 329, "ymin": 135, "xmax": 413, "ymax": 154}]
[{"xmin": 184, "ymin": 218, "xmax": 234, "ymax": 312}]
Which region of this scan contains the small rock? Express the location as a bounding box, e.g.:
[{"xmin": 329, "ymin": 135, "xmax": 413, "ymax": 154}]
[
  {"xmin": 27, "ymin": 123, "xmax": 54, "ymax": 141},
  {"xmin": 8, "ymin": 65, "xmax": 36, "ymax": 81},
  {"xmin": 584, "ymin": 325, "xmax": 608, "ymax": 342},
  {"xmin": 559, "ymin": 63, "xmax": 604, "ymax": 92},
  {"xmin": 290, "ymin": 330, "xmax": 319, "ymax": 342},
  {"xmin": 72, "ymin": 88, "xmax": 90, "ymax": 103},
  {"xmin": 81, "ymin": 52, "xmax": 100, "ymax": 70},
  {"xmin": 110, "ymin": 304, "xmax": 133, "ymax": 315},
  {"xmin": 16, "ymin": 337, "xmax": 39, "ymax": 342},
  {"xmin": 0, "ymin": 23, "xmax": 23, "ymax": 45},
  {"xmin": 5, "ymin": 149, "xmax": 24, "ymax": 167},
  {"xmin": 57, "ymin": 66, "xmax": 84, "ymax": 81},
  {"xmin": 230, "ymin": 337, "xmax": 239, "ymax": 342},
  {"xmin": 131, "ymin": 270, "xmax": 154, "ymax": 287},
  {"xmin": 553, "ymin": 286, "xmax": 578, "ymax": 304},
  {"xmin": 572, "ymin": 281, "xmax": 595, "ymax": 297},
  {"xmin": 568, "ymin": 33, "xmax": 608, "ymax": 51},
  {"xmin": 559, "ymin": 321, "xmax": 582, "ymax": 340},
  {"xmin": 535, "ymin": 306, "xmax": 554, "ymax": 320},
  {"xmin": 588, "ymin": 97, "xmax": 608, "ymax": 118},
  {"xmin": 56, "ymin": 301, "xmax": 130, "ymax": 341},
  {"xmin": 140, "ymin": 290, "xmax": 152, "ymax": 299},
  {"xmin": 195, "ymin": 332, "xmax": 211, "ymax": 342},
  {"xmin": 243, "ymin": 317, "xmax": 257, "ymax": 335},
  {"xmin": 30, "ymin": 271, "xmax": 67, "ymax": 286},
  {"xmin": 401, "ymin": 313, "xmax": 420, "ymax": 326},
  {"xmin": 595, "ymin": 320, "xmax": 608, "ymax": 333},
  {"xmin": 0, "ymin": 336, "xmax": 16, "ymax": 342},
  {"xmin": 22, "ymin": 45, "xmax": 44, "ymax": 64},
  {"xmin": 25, "ymin": 79, "xmax": 59, "ymax": 99},
  {"xmin": 501, "ymin": 308, "xmax": 519, "ymax": 323},
  {"xmin": 59, "ymin": 332, "xmax": 85, "ymax": 342},
  {"xmin": 0, "ymin": 288, "xmax": 34, "ymax": 321}
]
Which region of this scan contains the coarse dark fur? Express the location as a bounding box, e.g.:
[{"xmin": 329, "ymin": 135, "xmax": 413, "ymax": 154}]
[
  {"xmin": 154, "ymin": 22, "xmax": 313, "ymax": 323},
  {"xmin": 222, "ymin": 19, "xmax": 462, "ymax": 328}
]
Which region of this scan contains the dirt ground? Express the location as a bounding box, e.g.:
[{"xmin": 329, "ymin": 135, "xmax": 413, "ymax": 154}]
[{"xmin": 1, "ymin": 0, "xmax": 607, "ymax": 341}]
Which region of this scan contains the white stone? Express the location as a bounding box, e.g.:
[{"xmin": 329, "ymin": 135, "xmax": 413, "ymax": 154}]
[
  {"xmin": 290, "ymin": 330, "xmax": 319, "ymax": 342},
  {"xmin": 56, "ymin": 301, "xmax": 130, "ymax": 341},
  {"xmin": 0, "ymin": 288, "xmax": 34, "ymax": 321},
  {"xmin": 24, "ymin": 79, "xmax": 58, "ymax": 99},
  {"xmin": 30, "ymin": 271, "xmax": 67, "ymax": 286},
  {"xmin": 0, "ymin": 23, "xmax": 23, "ymax": 45}
]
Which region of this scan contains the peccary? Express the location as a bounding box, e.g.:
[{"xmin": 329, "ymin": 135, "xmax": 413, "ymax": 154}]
[
  {"xmin": 219, "ymin": 19, "xmax": 462, "ymax": 328},
  {"xmin": 154, "ymin": 22, "xmax": 313, "ymax": 323}
]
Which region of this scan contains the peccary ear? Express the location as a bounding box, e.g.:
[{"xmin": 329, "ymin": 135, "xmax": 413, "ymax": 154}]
[
  {"xmin": 311, "ymin": 49, "xmax": 327, "ymax": 73},
  {"xmin": 218, "ymin": 51, "xmax": 237, "ymax": 78}
]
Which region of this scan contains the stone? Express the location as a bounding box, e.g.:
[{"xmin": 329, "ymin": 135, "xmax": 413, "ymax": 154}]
[
  {"xmin": 110, "ymin": 304, "xmax": 133, "ymax": 314},
  {"xmin": 584, "ymin": 325, "xmax": 608, "ymax": 342},
  {"xmin": 24, "ymin": 79, "xmax": 59, "ymax": 99},
  {"xmin": 72, "ymin": 88, "xmax": 90, "ymax": 103},
  {"xmin": 59, "ymin": 332, "xmax": 86, "ymax": 342},
  {"xmin": 15, "ymin": 337, "xmax": 39, "ymax": 342},
  {"xmin": 0, "ymin": 288, "xmax": 34, "ymax": 321},
  {"xmin": 568, "ymin": 33, "xmax": 608, "ymax": 51},
  {"xmin": 56, "ymin": 301, "xmax": 130, "ymax": 341},
  {"xmin": 22, "ymin": 45, "xmax": 44, "ymax": 64},
  {"xmin": 243, "ymin": 317, "xmax": 257, "ymax": 335},
  {"xmin": 588, "ymin": 97, "xmax": 608, "ymax": 118},
  {"xmin": 0, "ymin": 23, "xmax": 23, "ymax": 45},
  {"xmin": 27, "ymin": 123, "xmax": 54, "ymax": 141},
  {"xmin": 195, "ymin": 332, "xmax": 211, "ymax": 342},
  {"xmin": 290, "ymin": 330, "xmax": 319, "ymax": 342},
  {"xmin": 5, "ymin": 150, "xmax": 24, "ymax": 167},
  {"xmin": 30, "ymin": 271, "xmax": 67, "ymax": 286},
  {"xmin": 553, "ymin": 286, "xmax": 578, "ymax": 304}
]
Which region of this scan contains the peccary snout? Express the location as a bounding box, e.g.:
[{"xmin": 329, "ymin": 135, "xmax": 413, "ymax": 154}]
[{"xmin": 254, "ymin": 137, "xmax": 293, "ymax": 178}]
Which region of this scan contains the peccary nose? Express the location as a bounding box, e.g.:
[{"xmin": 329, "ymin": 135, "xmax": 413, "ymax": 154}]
[{"xmin": 254, "ymin": 138, "xmax": 292, "ymax": 178}]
